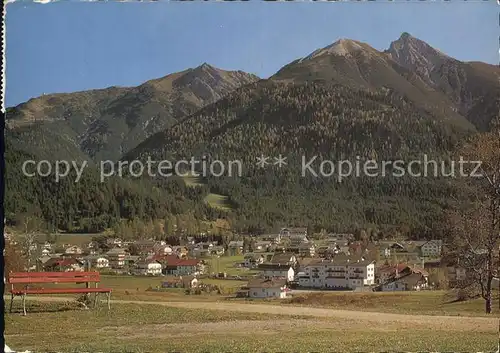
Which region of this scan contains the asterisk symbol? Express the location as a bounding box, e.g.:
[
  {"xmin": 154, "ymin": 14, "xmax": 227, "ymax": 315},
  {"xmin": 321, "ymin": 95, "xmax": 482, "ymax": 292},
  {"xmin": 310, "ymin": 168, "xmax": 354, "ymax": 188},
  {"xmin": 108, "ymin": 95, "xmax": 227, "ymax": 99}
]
[
  {"xmin": 256, "ymin": 155, "xmax": 270, "ymax": 168},
  {"xmin": 274, "ymin": 155, "xmax": 287, "ymax": 168}
]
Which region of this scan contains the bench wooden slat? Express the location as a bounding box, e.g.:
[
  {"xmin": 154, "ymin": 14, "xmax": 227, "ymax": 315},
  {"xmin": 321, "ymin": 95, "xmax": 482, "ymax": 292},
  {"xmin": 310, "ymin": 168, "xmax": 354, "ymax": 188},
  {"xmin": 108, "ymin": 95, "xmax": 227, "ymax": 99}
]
[
  {"xmin": 9, "ymin": 276, "xmax": 100, "ymax": 284},
  {"xmin": 10, "ymin": 271, "xmax": 100, "ymax": 278},
  {"xmin": 11, "ymin": 288, "xmax": 112, "ymax": 295}
]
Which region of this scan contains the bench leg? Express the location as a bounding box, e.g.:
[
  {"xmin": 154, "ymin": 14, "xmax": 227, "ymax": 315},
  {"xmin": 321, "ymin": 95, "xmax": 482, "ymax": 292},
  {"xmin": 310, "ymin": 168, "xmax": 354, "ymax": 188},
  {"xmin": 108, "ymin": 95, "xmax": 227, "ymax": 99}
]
[
  {"xmin": 106, "ymin": 292, "xmax": 111, "ymax": 310},
  {"xmin": 22, "ymin": 294, "xmax": 27, "ymax": 316},
  {"xmin": 93, "ymin": 292, "xmax": 98, "ymax": 308},
  {"xmin": 9, "ymin": 293, "xmax": 15, "ymax": 313}
]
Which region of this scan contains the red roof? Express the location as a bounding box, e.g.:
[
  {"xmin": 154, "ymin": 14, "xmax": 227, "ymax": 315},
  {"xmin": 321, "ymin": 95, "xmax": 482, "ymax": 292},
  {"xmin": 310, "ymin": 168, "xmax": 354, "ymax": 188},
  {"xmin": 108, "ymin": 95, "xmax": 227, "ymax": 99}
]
[{"xmin": 164, "ymin": 255, "xmax": 199, "ymax": 267}]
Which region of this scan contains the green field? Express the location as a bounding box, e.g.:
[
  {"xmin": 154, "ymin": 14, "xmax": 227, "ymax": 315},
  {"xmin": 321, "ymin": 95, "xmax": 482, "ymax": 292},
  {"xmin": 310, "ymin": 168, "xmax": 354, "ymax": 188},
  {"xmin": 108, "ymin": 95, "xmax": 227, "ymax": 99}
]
[{"xmin": 205, "ymin": 255, "xmax": 259, "ymax": 276}]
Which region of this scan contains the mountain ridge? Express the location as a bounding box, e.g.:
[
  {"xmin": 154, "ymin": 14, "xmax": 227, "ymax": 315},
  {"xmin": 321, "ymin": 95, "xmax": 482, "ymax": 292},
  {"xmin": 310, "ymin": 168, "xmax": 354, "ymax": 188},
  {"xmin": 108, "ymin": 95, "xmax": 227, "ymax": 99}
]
[{"xmin": 6, "ymin": 63, "xmax": 260, "ymax": 162}]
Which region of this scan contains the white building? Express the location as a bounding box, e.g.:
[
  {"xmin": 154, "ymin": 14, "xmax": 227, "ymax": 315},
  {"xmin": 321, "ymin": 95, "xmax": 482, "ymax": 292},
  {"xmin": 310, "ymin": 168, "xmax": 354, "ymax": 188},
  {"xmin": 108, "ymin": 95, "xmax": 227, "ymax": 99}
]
[
  {"xmin": 243, "ymin": 253, "xmax": 265, "ymax": 268},
  {"xmin": 258, "ymin": 263, "xmax": 295, "ymax": 282},
  {"xmin": 380, "ymin": 273, "xmax": 428, "ymax": 291},
  {"xmin": 420, "ymin": 240, "xmax": 443, "ymax": 257},
  {"xmin": 84, "ymin": 256, "xmax": 110, "ymax": 269},
  {"xmin": 134, "ymin": 260, "xmax": 162, "ymax": 276},
  {"xmin": 299, "ymin": 258, "xmax": 375, "ymax": 290},
  {"xmin": 247, "ymin": 278, "xmax": 288, "ymax": 299}
]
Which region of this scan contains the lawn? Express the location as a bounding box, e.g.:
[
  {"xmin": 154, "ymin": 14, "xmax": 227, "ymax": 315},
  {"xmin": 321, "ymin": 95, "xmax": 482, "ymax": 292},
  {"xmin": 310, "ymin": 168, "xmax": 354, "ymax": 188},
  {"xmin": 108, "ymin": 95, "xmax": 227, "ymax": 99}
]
[
  {"xmin": 204, "ymin": 193, "xmax": 234, "ymax": 211},
  {"xmin": 5, "ymin": 300, "xmax": 498, "ymax": 352},
  {"xmin": 205, "ymin": 255, "xmax": 259, "ymax": 276}
]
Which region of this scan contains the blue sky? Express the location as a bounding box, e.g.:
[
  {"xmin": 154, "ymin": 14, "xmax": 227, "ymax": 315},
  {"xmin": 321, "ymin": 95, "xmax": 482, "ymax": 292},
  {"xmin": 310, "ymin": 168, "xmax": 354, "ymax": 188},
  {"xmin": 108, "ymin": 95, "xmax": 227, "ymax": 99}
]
[{"xmin": 5, "ymin": 1, "xmax": 498, "ymax": 107}]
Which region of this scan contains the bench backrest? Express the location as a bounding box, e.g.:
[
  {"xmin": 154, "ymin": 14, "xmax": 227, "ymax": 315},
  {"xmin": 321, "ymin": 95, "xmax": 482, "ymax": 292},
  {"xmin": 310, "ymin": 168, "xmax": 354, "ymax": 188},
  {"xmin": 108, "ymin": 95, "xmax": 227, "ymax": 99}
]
[{"xmin": 8, "ymin": 271, "xmax": 101, "ymax": 285}]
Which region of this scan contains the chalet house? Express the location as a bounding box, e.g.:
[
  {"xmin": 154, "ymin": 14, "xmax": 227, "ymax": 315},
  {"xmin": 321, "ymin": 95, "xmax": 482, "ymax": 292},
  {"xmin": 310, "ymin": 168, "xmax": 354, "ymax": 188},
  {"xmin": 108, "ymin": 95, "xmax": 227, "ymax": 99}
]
[
  {"xmin": 43, "ymin": 258, "xmax": 84, "ymax": 272},
  {"xmin": 377, "ymin": 264, "xmax": 413, "ymax": 284},
  {"xmin": 209, "ymin": 246, "xmax": 225, "ymax": 256},
  {"xmin": 106, "ymin": 238, "xmax": 123, "ymax": 247},
  {"xmin": 228, "ymin": 241, "xmax": 244, "ymax": 255},
  {"xmin": 154, "ymin": 244, "xmax": 173, "ymax": 256},
  {"xmin": 260, "ymin": 234, "xmax": 282, "ymax": 244},
  {"xmin": 163, "ymin": 255, "xmax": 204, "ymax": 276},
  {"xmin": 106, "ymin": 248, "xmax": 128, "ymax": 268},
  {"xmin": 298, "ymin": 258, "xmax": 375, "ymax": 290},
  {"xmin": 257, "ymin": 263, "xmax": 295, "ymax": 282},
  {"xmin": 64, "ymin": 245, "xmax": 83, "ymax": 255},
  {"xmin": 378, "ymin": 246, "xmax": 391, "ymax": 258},
  {"xmin": 270, "ymin": 252, "xmax": 298, "ymax": 268},
  {"xmin": 280, "ymin": 227, "xmax": 307, "ymax": 238},
  {"xmin": 419, "ymin": 240, "xmax": 443, "ymax": 257},
  {"xmin": 133, "ymin": 260, "xmax": 162, "ymax": 276},
  {"xmin": 246, "ymin": 278, "xmax": 288, "ymax": 299},
  {"xmin": 377, "ymin": 263, "xmax": 429, "ymax": 285},
  {"xmin": 380, "ymin": 273, "xmax": 428, "ymax": 291},
  {"xmin": 254, "ymin": 241, "xmax": 272, "ymax": 251},
  {"xmin": 83, "ymin": 255, "xmax": 110, "ymax": 269},
  {"xmin": 132, "ymin": 240, "xmax": 156, "ymax": 254},
  {"xmin": 243, "ymin": 253, "xmax": 265, "ymax": 268},
  {"xmin": 172, "ymin": 246, "xmax": 188, "ymax": 258},
  {"xmin": 326, "ymin": 233, "xmax": 354, "ymax": 242}
]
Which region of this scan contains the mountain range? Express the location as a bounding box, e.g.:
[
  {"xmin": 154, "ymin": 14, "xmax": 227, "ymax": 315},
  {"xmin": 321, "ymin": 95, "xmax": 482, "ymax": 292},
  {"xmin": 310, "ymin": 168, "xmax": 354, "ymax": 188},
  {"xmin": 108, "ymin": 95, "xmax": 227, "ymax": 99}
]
[{"xmin": 5, "ymin": 33, "xmax": 500, "ymax": 236}]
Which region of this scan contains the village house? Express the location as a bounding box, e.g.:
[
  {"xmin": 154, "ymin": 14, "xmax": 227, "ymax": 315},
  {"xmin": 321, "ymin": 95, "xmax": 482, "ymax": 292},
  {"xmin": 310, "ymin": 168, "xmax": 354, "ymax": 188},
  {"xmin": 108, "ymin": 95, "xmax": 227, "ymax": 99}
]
[
  {"xmin": 257, "ymin": 263, "xmax": 295, "ymax": 282},
  {"xmin": 123, "ymin": 255, "xmax": 140, "ymax": 268},
  {"xmin": 172, "ymin": 246, "xmax": 189, "ymax": 258},
  {"xmin": 64, "ymin": 245, "xmax": 83, "ymax": 255},
  {"xmin": 380, "ymin": 272, "xmax": 428, "ymax": 291},
  {"xmin": 260, "ymin": 233, "xmax": 282, "ymax": 244},
  {"xmin": 246, "ymin": 278, "xmax": 288, "ymax": 299},
  {"xmin": 326, "ymin": 233, "xmax": 354, "ymax": 242},
  {"xmin": 43, "ymin": 257, "xmax": 84, "ymax": 272},
  {"xmin": 132, "ymin": 240, "xmax": 156, "ymax": 254},
  {"xmin": 419, "ymin": 240, "xmax": 443, "ymax": 257},
  {"xmin": 106, "ymin": 248, "xmax": 128, "ymax": 268},
  {"xmin": 377, "ymin": 263, "xmax": 413, "ymax": 284},
  {"xmin": 298, "ymin": 257, "xmax": 375, "ymax": 290},
  {"xmin": 228, "ymin": 241, "xmax": 244, "ymax": 256},
  {"xmin": 269, "ymin": 252, "xmax": 298, "ymax": 268},
  {"xmin": 133, "ymin": 259, "xmax": 162, "ymax": 276},
  {"xmin": 280, "ymin": 227, "xmax": 307, "ymax": 238},
  {"xmin": 83, "ymin": 255, "xmax": 110, "ymax": 269},
  {"xmin": 243, "ymin": 253, "xmax": 265, "ymax": 268},
  {"xmin": 254, "ymin": 241, "xmax": 272, "ymax": 251},
  {"xmin": 106, "ymin": 238, "xmax": 123, "ymax": 248},
  {"xmin": 153, "ymin": 243, "xmax": 173, "ymax": 256},
  {"xmin": 163, "ymin": 255, "xmax": 204, "ymax": 276}
]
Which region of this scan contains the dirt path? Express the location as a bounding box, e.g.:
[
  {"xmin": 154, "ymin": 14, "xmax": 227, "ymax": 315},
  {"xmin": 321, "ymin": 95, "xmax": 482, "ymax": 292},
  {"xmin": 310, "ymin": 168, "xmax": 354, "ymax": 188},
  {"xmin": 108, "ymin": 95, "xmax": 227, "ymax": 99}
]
[{"xmin": 5, "ymin": 295, "xmax": 498, "ymax": 331}]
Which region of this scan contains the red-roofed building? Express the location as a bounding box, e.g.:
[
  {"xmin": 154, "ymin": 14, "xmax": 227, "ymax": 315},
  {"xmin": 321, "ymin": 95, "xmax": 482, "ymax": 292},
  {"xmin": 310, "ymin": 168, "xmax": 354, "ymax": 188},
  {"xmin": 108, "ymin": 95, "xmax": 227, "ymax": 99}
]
[
  {"xmin": 43, "ymin": 257, "xmax": 84, "ymax": 272},
  {"xmin": 163, "ymin": 255, "xmax": 205, "ymax": 276}
]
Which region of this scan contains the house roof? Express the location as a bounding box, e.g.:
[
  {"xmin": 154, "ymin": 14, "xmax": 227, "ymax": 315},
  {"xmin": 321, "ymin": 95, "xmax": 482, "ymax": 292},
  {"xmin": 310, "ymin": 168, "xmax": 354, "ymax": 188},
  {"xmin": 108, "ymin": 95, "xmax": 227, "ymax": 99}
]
[
  {"xmin": 247, "ymin": 278, "xmax": 287, "ymax": 288},
  {"xmin": 270, "ymin": 252, "xmax": 296, "ymax": 264},
  {"xmin": 164, "ymin": 255, "xmax": 200, "ymax": 267},
  {"xmin": 44, "ymin": 257, "xmax": 81, "ymax": 267},
  {"xmin": 258, "ymin": 263, "xmax": 293, "ymax": 271},
  {"xmin": 391, "ymin": 273, "xmax": 426, "ymax": 287}
]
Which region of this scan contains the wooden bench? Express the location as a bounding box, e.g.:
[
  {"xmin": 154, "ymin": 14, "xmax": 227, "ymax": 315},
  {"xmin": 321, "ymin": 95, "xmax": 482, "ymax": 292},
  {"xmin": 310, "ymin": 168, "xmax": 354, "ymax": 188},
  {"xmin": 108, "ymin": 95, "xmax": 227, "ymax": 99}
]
[{"xmin": 8, "ymin": 271, "xmax": 112, "ymax": 315}]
